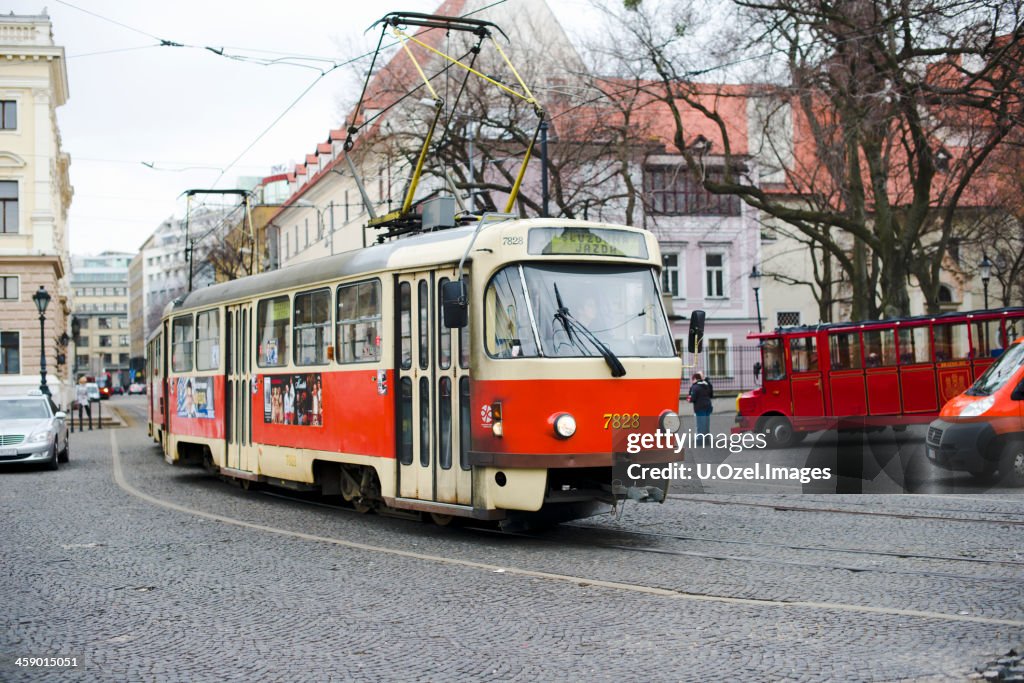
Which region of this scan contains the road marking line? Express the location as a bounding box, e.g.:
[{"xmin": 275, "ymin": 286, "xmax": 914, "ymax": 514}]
[{"xmin": 110, "ymin": 431, "xmax": 1024, "ymax": 627}]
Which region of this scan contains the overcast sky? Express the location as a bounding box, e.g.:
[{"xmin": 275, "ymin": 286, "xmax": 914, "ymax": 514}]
[{"xmin": 5, "ymin": 0, "xmax": 595, "ymax": 255}]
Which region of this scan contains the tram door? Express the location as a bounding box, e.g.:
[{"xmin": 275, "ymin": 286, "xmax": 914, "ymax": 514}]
[
  {"xmin": 396, "ymin": 270, "xmax": 472, "ymax": 505},
  {"xmin": 225, "ymin": 304, "xmax": 255, "ymax": 473}
]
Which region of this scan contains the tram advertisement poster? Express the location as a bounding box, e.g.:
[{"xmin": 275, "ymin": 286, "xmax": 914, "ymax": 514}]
[
  {"xmin": 176, "ymin": 377, "xmax": 215, "ymax": 419},
  {"xmin": 264, "ymin": 373, "xmax": 323, "ymax": 427}
]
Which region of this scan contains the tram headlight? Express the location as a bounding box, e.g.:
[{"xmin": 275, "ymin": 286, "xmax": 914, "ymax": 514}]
[
  {"xmin": 491, "ymin": 402, "xmax": 503, "ymax": 437},
  {"xmin": 553, "ymin": 413, "xmax": 576, "ymax": 439},
  {"xmin": 959, "ymin": 395, "xmax": 995, "ymax": 417},
  {"xmin": 659, "ymin": 410, "xmax": 681, "ymax": 434}
]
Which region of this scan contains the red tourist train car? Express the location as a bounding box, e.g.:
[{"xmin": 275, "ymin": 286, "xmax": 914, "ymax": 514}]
[
  {"xmin": 147, "ymin": 217, "xmax": 691, "ymax": 527},
  {"xmin": 734, "ymin": 307, "xmax": 1024, "ymax": 447}
]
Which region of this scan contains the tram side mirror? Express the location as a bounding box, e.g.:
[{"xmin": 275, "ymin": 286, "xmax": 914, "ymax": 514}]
[
  {"xmin": 687, "ymin": 310, "xmax": 705, "ymax": 353},
  {"xmin": 442, "ymin": 280, "xmax": 468, "ymax": 329},
  {"xmin": 753, "ymin": 361, "xmax": 762, "ymax": 382}
]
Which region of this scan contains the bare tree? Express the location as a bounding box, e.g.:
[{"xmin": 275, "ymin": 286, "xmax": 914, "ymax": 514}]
[{"xmin": 605, "ymin": 0, "xmax": 1024, "ymax": 319}]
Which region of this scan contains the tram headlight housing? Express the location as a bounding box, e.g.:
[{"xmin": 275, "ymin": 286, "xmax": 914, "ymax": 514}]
[
  {"xmin": 553, "ymin": 413, "xmax": 576, "ymax": 439},
  {"xmin": 491, "ymin": 401, "xmax": 503, "ymax": 437},
  {"xmin": 659, "ymin": 410, "xmax": 681, "ymax": 434},
  {"xmin": 959, "ymin": 395, "xmax": 995, "ymax": 417}
]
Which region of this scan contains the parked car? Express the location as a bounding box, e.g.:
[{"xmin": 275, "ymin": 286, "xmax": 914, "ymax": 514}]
[
  {"xmin": 927, "ymin": 335, "xmax": 1024, "ymax": 485},
  {"xmin": 0, "ymin": 395, "xmax": 69, "ymax": 470},
  {"xmin": 85, "ymin": 383, "xmax": 101, "ymax": 402},
  {"xmin": 127, "ymin": 383, "xmax": 146, "ymax": 395}
]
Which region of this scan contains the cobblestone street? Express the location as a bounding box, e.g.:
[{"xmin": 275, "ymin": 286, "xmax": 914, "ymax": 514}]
[{"xmin": 2, "ymin": 397, "xmax": 1022, "ymax": 682}]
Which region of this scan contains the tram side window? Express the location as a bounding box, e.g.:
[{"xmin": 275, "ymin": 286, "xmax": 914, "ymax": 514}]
[
  {"xmin": 294, "ymin": 288, "xmax": 331, "ymax": 365},
  {"xmin": 933, "ymin": 323, "xmax": 969, "ymax": 362},
  {"xmin": 257, "ymin": 296, "xmax": 290, "ymax": 368},
  {"xmin": 484, "ymin": 266, "xmax": 538, "ymax": 358},
  {"xmin": 195, "ymin": 310, "xmax": 220, "ymax": 371},
  {"xmin": 862, "ymin": 329, "xmax": 897, "ymax": 367},
  {"xmin": 438, "ymin": 278, "xmax": 452, "ymax": 370},
  {"xmin": 459, "ymin": 277, "xmax": 470, "ymax": 370},
  {"xmin": 897, "ymin": 327, "xmax": 931, "ymax": 364},
  {"xmin": 828, "ymin": 332, "xmax": 861, "ymax": 370},
  {"xmin": 789, "ymin": 337, "xmax": 818, "ymax": 373},
  {"xmin": 337, "ymin": 280, "xmax": 381, "ymax": 364},
  {"xmin": 761, "ymin": 338, "xmax": 786, "ymax": 380},
  {"xmin": 171, "ymin": 315, "xmax": 193, "ymax": 373},
  {"xmin": 399, "ymin": 282, "xmax": 411, "ymax": 370}
]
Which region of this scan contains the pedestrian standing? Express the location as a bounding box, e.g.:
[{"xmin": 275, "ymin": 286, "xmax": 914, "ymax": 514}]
[{"xmin": 688, "ymin": 372, "xmax": 714, "ymax": 436}]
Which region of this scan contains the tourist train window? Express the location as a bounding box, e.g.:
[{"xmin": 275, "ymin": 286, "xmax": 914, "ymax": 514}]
[
  {"xmin": 933, "ymin": 323, "xmax": 970, "ymax": 362},
  {"xmin": 862, "ymin": 329, "xmax": 897, "ymax": 367},
  {"xmin": 761, "ymin": 338, "xmax": 785, "ymax": 381},
  {"xmin": 973, "ymin": 320, "xmax": 1001, "ymax": 359},
  {"xmin": 257, "ymin": 296, "xmax": 290, "ymax": 368},
  {"xmin": 171, "ymin": 315, "xmax": 193, "ymax": 372},
  {"xmin": 336, "ymin": 280, "xmax": 381, "ymax": 364},
  {"xmin": 897, "ymin": 327, "xmax": 930, "ymax": 364},
  {"xmin": 789, "ymin": 336, "xmax": 818, "ymax": 373},
  {"xmin": 195, "ymin": 310, "xmax": 220, "ymax": 371},
  {"xmin": 294, "ymin": 288, "xmax": 331, "ymax": 365},
  {"xmin": 828, "ymin": 332, "xmax": 861, "ymax": 370}
]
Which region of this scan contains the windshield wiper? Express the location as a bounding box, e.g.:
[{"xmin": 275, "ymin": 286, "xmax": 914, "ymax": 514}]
[{"xmin": 552, "ymin": 283, "xmax": 626, "ymax": 378}]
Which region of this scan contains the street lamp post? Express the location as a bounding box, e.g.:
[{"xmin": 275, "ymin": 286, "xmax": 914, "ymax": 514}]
[
  {"xmin": 32, "ymin": 286, "xmax": 51, "ymax": 397},
  {"xmin": 979, "ymin": 254, "xmax": 993, "ymax": 310},
  {"xmin": 750, "ymin": 265, "xmax": 764, "ymax": 333}
]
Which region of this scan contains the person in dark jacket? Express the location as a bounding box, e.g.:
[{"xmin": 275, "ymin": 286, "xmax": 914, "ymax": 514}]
[{"xmin": 688, "ymin": 372, "xmax": 714, "ymax": 436}]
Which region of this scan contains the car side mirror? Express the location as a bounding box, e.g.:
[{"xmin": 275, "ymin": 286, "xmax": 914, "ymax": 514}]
[
  {"xmin": 54, "ymin": 411, "xmax": 66, "ymax": 420},
  {"xmin": 687, "ymin": 310, "xmax": 705, "ymax": 353},
  {"xmin": 442, "ymin": 280, "xmax": 468, "ymax": 329}
]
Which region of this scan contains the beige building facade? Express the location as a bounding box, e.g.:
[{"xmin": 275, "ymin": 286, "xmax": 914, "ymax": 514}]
[{"xmin": 0, "ymin": 13, "xmax": 72, "ymax": 405}]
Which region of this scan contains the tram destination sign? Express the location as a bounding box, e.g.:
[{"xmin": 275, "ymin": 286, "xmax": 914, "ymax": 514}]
[{"xmin": 528, "ymin": 227, "xmax": 648, "ymax": 259}]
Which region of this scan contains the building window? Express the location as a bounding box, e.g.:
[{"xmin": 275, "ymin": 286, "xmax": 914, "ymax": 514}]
[
  {"xmin": 662, "ymin": 253, "xmax": 681, "ymax": 298},
  {"xmin": 777, "ymin": 311, "xmax": 801, "ymax": 327},
  {"xmin": 0, "ymin": 181, "xmax": 17, "ymax": 233},
  {"xmin": 119, "ymin": 353, "xmax": 130, "ymax": 365},
  {"xmin": 704, "ymin": 252, "xmax": 726, "ymax": 298},
  {"xmin": 0, "ymin": 275, "xmax": 17, "ymax": 300},
  {"xmin": 117, "ymin": 318, "xmax": 128, "ymax": 329},
  {"xmin": 707, "ymin": 338, "xmax": 728, "ymax": 377},
  {"xmin": 99, "ymin": 317, "xmax": 111, "ymax": 329},
  {"xmin": 103, "ymin": 353, "xmax": 113, "ymax": 365},
  {"xmin": 0, "ymin": 101, "xmax": 15, "ymax": 130},
  {"xmin": 75, "ymin": 354, "xmax": 88, "ymax": 368},
  {"xmin": 336, "ymin": 280, "xmax": 381, "ymax": 364},
  {"xmin": 645, "ymin": 167, "xmax": 741, "ymax": 216},
  {"xmin": 293, "ymin": 288, "xmax": 331, "ymax": 365},
  {"xmin": 119, "ymin": 335, "xmax": 129, "ymax": 346},
  {"xmin": 99, "ymin": 336, "xmax": 112, "ymax": 347},
  {"xmin": 0, "ymin": 331, "xmax": 19, "ymax": 374}
]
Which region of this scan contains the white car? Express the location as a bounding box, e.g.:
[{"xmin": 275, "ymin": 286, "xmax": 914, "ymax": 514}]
[{"xmin": 0, "ymin": 395, "xmax": 69, "ymax": 470}]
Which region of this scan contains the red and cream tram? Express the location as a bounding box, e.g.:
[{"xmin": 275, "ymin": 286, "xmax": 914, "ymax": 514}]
[
  {"xmin": 147, "ymin": 217, "xmax": 690, "ymax": 527},
  {"xmin": 734, "ymin": 307, "xmax": 1024, "ymax": 447}
]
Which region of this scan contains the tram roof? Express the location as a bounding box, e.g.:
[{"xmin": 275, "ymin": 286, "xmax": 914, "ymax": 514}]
[
  {"xmin": 172, "ymin": 224, "xmax": 478, "ymax": 313},
  {"xmin": 749, "ymin": 306, "xmax": 1024, "ymax": 340},
  {"xmin": 167, "ymin": 217, "xmax": 657, "ymax": 315}
]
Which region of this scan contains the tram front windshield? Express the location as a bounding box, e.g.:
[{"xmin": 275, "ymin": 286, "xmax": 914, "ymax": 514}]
[{"xmin": 485, "ymin": 264, "xmax": 675, "ymax": 358}]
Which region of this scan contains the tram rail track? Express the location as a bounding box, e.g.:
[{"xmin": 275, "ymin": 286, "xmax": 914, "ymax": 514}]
[
  {"xmin": 112, "ymin": 433, "xmax": 1024, "ymax": 625},
  {"xmin": 666, "ymin": 494, "xmax": 1024, "ymax": 526}
]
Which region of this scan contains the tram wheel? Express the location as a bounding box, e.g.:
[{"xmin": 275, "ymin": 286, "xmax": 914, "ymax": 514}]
[
  {"xmin": 998, "ymin": 440, "xmax": 1024, "ymax": 487},
  {"xmin": 353, "ymin": 501, "xmax": 372, "ymax": 514},
  {"xmin": 762, "ymin": 416, "xmax": 795, "ymax": 449},
  {"xmin": 430, "ymin": 513, "xmax": 455, "ymax": 527}
]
